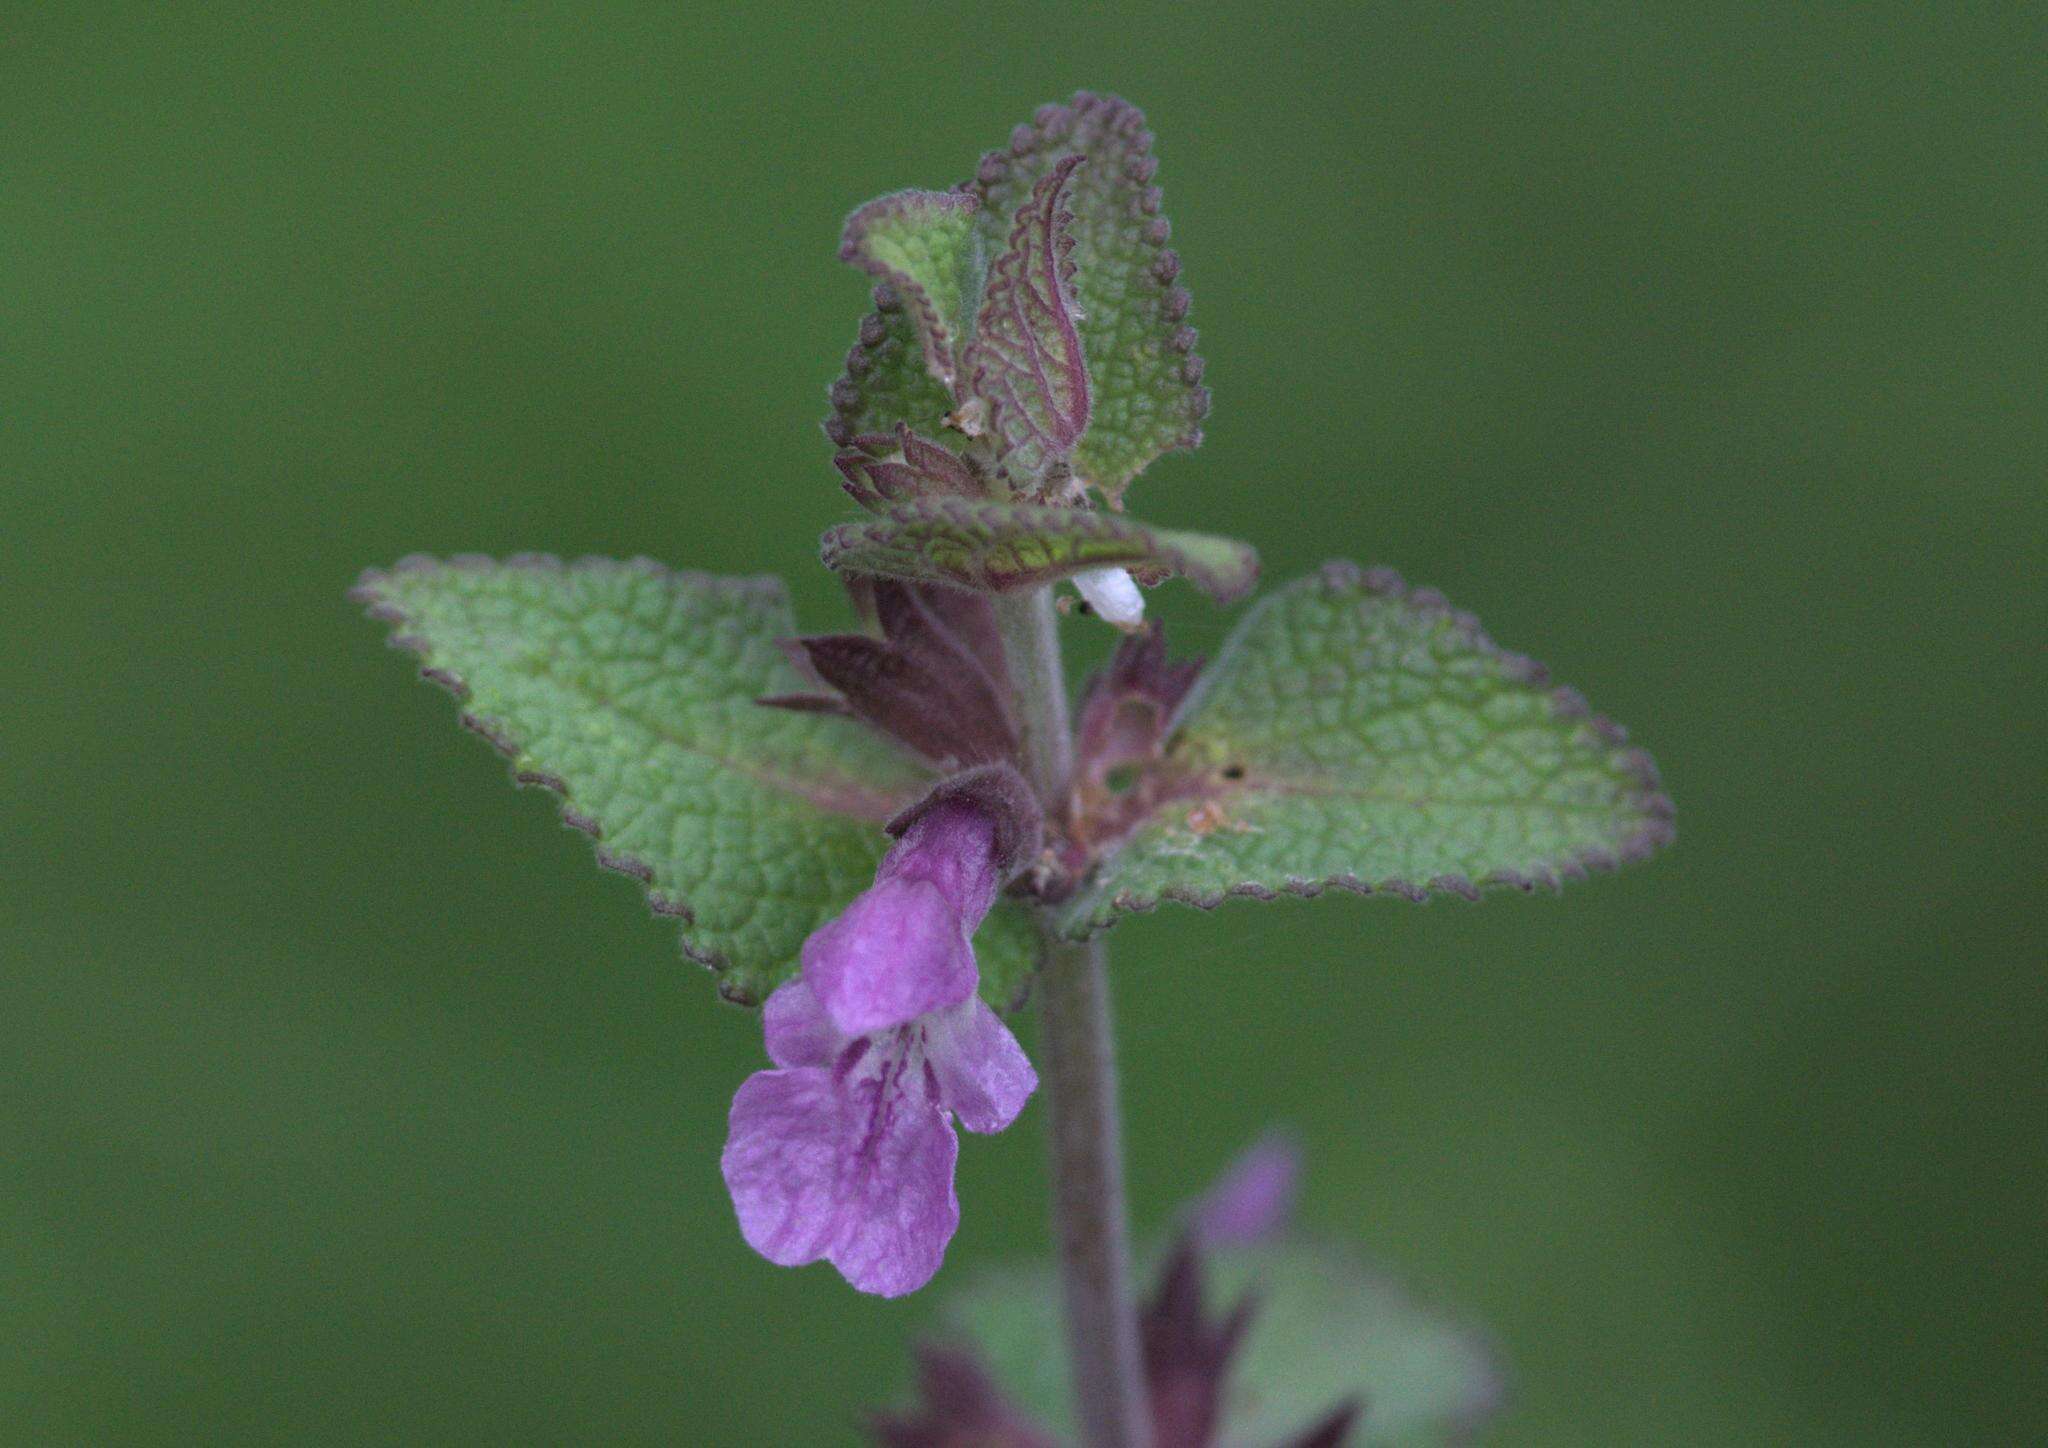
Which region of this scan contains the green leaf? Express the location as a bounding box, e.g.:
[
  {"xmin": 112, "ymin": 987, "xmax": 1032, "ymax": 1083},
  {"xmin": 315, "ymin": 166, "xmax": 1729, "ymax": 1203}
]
[
  {"xmin": 1058, "ymin": 562, "xmax": 1674, "ymax": 935},
  {"xmin": 1214, "ymin": 1242, "xmax": 1505, "ymax": 1445},
  {"xmin": 819, "ymin": 499, "xmax": 1259, "ymax": 604},
  {"xmin": 969, "ymin": 92, "xmax": 1208, "ymax": 505},
  {"xmin": 943, "ymin": 1239, "xmax": 1503, "ymax": 1445},
  {"xmin": 839, "ymin": 189, "xmax": 983, "ymax": 391},
  {"xmin": 352, "ymin": 554, "xmax": 1037, "ymax": 1009},
  {"xmin": 961, "ymin": 155, "xmax": 1091, "ymax": 481},
  {"xmin": 824, "ymin": 288, "xmax": 959, "ymax": 448}
]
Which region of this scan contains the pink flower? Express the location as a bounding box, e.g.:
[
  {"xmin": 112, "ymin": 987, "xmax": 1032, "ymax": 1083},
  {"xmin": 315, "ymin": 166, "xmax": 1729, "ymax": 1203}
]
[{"xmin": 721, "ymin": 800, "xmax": 1037, "ymax": 1296}]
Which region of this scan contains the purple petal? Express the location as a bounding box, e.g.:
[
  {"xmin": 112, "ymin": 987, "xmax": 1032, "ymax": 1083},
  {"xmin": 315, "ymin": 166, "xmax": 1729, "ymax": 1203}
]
[
  {"xmin": 1189, "ymin": 1132, "xmax": 1302, "ymax": 1247},
  {"xmin": 880, "ymin": 801, "xmax": 1001, "ymax": 925},
  {"xmin": 802, "ymin": 878, "xmax": 978, "ymax": 1038},
  {"xmin": 762, "ymin": 979, "xmax": 844, "ymax": 1069},
  {"xmin": 925, "ymin": 997, "xmax": 1038, "ymax": 1134},
  {"xmin": 721, "ymin": 1058, "xmax": 961, "ymax": 1298}
]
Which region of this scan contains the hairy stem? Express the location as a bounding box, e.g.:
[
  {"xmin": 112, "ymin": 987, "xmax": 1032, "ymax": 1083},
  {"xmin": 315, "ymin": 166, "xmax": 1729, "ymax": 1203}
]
[
  {"xmin": 993, "ymin": 586, "xmax": 1077, "ymax": 809},
  {"xmin": 1036, "ymin": 930, "xmax": 1150, "ymax": 1448},
  {"xmin": 993, "ymin": 589, "xmax": 1152, "ymax": 1448}
]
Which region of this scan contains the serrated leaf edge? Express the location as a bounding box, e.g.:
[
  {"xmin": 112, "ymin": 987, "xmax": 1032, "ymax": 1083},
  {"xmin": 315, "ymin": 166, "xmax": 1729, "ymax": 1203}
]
[
  {"xmin": 838, "ymin": 188, "xmax": 980, "ymax": 390},
  {"xmin": 352, "ymin": 551, "xmax": 832, "ymax": 1005},
  {"xmin": 824, "ymin": 281, "xmax": 955, "ymax": 449},
  {"xmin": 969, "ymin": 90, "xmax": 1210, "ymax": 501},
  {"xmin": 962, "ymin": 154, "xmax": 1091, "ymax": 474},
  {"xmin": 1067, "ymin": 559, "xmax": 1676, "ymax": 934}
]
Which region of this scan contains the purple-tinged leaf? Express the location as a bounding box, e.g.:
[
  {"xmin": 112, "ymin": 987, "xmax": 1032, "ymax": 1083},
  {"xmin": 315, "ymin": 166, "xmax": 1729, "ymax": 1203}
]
[
  {"xmin": 869, "ymin": 1345, "xmax": 1060, "ymax": 1448},
  {"xmin": 1063, "ymin": 625, "xmax": 1212, "ymax": 879},
  {"xmin": 969, "ymin": 92, "xmax": 1209, "ymax": 505},
  {"xmin": 791, "ymin": 635, "xmax": 1012, "ymax": 771},
  {"xmin": 1142, "ymin": 1238, "xmax": 1256, "ymax": 1448},
  {"xmin": 891, "ymin": 574, "xmax": 1011, "ymax": 686},
  {"xmin": 836, "ymin": 424, "xmax": 987, "ymax": 510},
  {"xmin": 840, "ymin": 190, "xmax": 984, "ymax": 391},
  {"xmin": 961, "ymin": 154, "xmax": 1092, "ymax": 486},
  {"xmin": 1075, "ymin": 625, "xmax": 1206, "ymax": 791},
  {"xmin": 821, "ymin": 499, "xmax": 1259, "ymax": 605},
  {"xmin": 771, "ymin": 580, "xmax": 1019, "ymax": 771}
]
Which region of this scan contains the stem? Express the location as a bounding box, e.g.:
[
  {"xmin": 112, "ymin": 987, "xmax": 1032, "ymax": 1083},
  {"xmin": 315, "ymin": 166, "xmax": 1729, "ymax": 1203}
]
[
  {"xmin": 992, "ymin": 586, "xmax": 1076, "ymax": 808},
  {"xmin": 1036, "ymin": 930, "xmax": 1150, "ymax": 1448},
  {"xmin": 992, "ymin": 589, "xmax": 1152, "ymax": 1448}
]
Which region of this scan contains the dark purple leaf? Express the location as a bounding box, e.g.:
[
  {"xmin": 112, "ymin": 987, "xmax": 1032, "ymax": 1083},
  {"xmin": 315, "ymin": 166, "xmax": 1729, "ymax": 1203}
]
[
  {"xmin": 868, "ymin": 1344, "xmax": 1060, "ymax": 1448},
  {"xmin": 776, "ymin": 582, "xmax": 1018, "ymax": 771},
  {"xmin": 837, "ymin": 424, "xmax": 987, "ymax": 510}
]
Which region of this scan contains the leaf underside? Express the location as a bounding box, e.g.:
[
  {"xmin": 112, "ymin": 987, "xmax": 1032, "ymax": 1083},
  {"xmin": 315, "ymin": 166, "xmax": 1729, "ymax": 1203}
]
[
  {"xmin": 970, "ymin": 91, "xmax": 1209, "ymax": 505},
  {"xmin": 962, "ymin": 154, "xmax": 1091, "ymax": 480},
  {"xmin": 942, "ymin": 1239, "xmax": 1504, "ymax": 1446},
  {"xmin": 838, "ymin": 189, "xmax": 982, "ymax": 391},
  {"xmin": 820, "ymin": 499, "xmax": 1259, "ymax": 604},
  {"xmin": 1057, "ymin": 562, "xmax": 1675, "ymax": 936},
  {"xmin": 352, "ymin": 554, "xmax": 1037, "ymax": 1009},
  {"xmin": 825, "ymin": 287, "xmax": 959, "ymax": 447}
]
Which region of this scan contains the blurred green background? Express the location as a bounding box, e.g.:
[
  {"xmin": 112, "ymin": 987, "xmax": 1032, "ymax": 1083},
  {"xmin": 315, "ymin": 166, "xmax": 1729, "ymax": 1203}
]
[{"xmin": 5, "ymin": 4, "xmax": 2042, "ymax": 1443}]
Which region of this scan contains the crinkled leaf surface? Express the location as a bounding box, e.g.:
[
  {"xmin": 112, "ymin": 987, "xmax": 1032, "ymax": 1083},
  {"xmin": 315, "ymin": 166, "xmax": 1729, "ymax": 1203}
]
[
  {"xmin": 942, "ymin": 1240, "xmax": 1503, "ymax": 1446},
  {"xmin": 1057, "ymin": 562, "xmax": 1674, "ymax": 936},
  {"xmin": 961, "ymin": 155, "xmax": 1090, "ymax": 481},
  {"xmin": 825, "ymin": 289, "xmax": 959, "ymax": 448},
  {"xmin": 839, "ymin": 189, "xmax": 983, "ymax": 391},
  {"xmin": 969, "ymin": 91, "xmax": 1208, "ymax": 504},
  {"xmin": 821, "ymin": 500, "xmax": 1258, "ymax": 604},
  {"xmin": 353, "ymin": 554, "xmax": 1036, "ymax": 1008}
]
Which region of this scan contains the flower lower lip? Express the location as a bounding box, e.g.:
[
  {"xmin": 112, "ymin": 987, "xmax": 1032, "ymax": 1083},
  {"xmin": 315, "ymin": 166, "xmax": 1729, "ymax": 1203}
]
[{"xmin": 722, "ymin": 792, "xmax": 1038, "ymax": 1296}]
